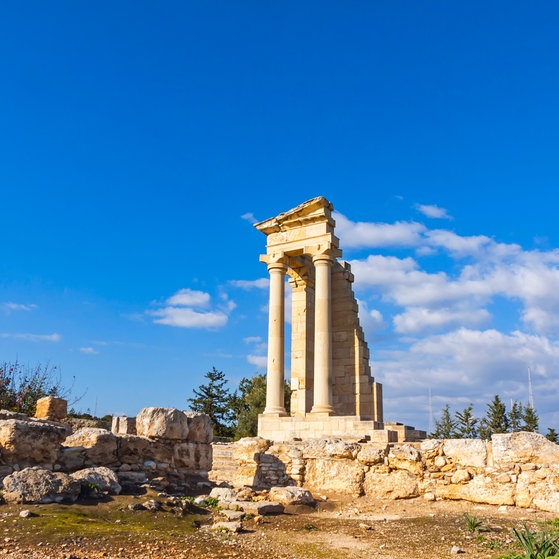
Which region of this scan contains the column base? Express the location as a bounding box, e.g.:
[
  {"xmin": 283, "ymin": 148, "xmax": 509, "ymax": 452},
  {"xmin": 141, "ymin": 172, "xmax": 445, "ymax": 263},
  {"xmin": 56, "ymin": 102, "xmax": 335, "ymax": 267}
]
[
  {"xmin": 310, "ymin": 404, "xmax": 334, "ymax": 415},
  {"xmin": 263, "ymin": 407, "xmax": 288, "ymax": 416}
]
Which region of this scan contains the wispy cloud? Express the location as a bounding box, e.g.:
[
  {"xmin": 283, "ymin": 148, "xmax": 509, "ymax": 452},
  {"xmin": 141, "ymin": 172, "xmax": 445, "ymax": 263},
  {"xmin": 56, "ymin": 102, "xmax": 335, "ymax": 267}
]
[
  {"xmin": 241, "ymin": 212, "xmax": 258, "ymax": 225},
  {"xmin": 1, "ymin": 302, "xmax": 38, "ymax": 313},
  {"xmin": 148, "ymin": 288, "xmax": 234, "ymax": 329},
  {"xmin": 415, "ymin": 203, "xmax": 452, "ymax": 219},
  {"xmin": 0, "ymin": 332, "xmax": 61, "ymax": 342},
  {"xmin": 230, "ymin": 278, "xmax": 269, "ymax": 289},
  {"xmin": 79, "ymin": 346, "xmax": 99, "ymax": 355}
]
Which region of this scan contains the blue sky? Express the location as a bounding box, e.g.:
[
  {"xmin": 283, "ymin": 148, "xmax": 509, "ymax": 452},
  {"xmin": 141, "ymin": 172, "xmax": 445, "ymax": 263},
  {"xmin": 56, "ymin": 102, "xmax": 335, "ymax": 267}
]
[{"xmin": 1, "ymin": 2, "xmax": 558, "ymax": 432}]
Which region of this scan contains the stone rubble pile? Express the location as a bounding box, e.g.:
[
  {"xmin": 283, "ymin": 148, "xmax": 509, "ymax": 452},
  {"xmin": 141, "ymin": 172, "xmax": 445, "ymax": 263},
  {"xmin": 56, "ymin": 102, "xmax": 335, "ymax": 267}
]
[
  {"xmin": 0, "ymin": 399, "xmax": 213, "ymax": 503},
  {"xmin": 210, "ymin": 431, "xmax": 559, "ymax": 514}
]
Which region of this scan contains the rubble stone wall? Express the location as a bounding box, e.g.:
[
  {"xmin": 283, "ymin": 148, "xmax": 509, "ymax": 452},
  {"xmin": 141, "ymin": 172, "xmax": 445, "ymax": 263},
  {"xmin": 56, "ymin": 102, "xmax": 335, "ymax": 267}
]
[
  {"xmin": 0, "ymin": 408, "xmax": 212, "ymax": 493},
  {"xmin": 209, "ymin": 432, "xmax": 559, "ymax": 514}
]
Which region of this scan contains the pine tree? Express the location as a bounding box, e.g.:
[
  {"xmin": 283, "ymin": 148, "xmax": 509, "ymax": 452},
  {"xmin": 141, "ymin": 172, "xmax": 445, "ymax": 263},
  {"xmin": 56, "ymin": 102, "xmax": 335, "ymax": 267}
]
[
  {"xmin": 509, "ymin": 401, "xmax": 524, "ymax": 432},
  {"xmin": 545, "ymin": 427, "xmax": 558, "ymax": 443},
  {"xmin": 479, "ymin": 394, "xmax": 509, "ymax": 440},
  {"xmin": 521, "ymin": 405, "xmax": 539, "ymax": 433},
  {"xmin": 454, "ymin": 404, "xmax": 478, "ymax": 438},
  {"xmin": 430, "ymin": 404, "xmax": 457, "ymax": 438},
  {"xmin": 231, "ymin": 373, "xmax": 291, "ymax": 440},
  {"xmin": 187, "ymin": 367, "xmax": 235, "ymax": 438}
]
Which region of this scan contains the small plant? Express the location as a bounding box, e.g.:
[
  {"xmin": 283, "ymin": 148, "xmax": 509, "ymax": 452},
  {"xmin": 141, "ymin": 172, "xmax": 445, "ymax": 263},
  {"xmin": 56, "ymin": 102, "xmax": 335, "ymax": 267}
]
[
  {"xmin": 303, "ymin": 523, "xmax": 319, "ymax": 531},
  {"xmin": 464, "ymin": 513, "xmax": 485, "ymax": 533},
  {"xmin": 501, "ymin": 525, "xmax": 559, "ymax": 559},
  {"xmin": 204, "ymin": 497, "xmax": 220, "ymax": 508}
]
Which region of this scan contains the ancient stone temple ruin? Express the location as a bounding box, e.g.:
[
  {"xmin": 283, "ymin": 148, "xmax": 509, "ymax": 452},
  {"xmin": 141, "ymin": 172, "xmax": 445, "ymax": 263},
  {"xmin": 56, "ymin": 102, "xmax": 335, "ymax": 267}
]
[{"xmin": 255, "ymin": 197, "xmax": 418, "ymax": 442}]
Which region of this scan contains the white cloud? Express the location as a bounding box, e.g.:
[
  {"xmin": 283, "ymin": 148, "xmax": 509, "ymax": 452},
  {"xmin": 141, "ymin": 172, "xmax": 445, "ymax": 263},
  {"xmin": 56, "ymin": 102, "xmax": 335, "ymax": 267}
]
[
  {"xmin": 166, "ymin": 289, "xmax": 210, "ymax": 307},
  {"xmin": 149, "ymin": 288, "xmax": 233, "ymax": 329},
  {"xmin": 79, "ymin": 347, "xmax": 99, "ymax": 355},
  {"xmin": 1, "ymin": 302, "xmax": 38, "ymax": 312},
  {"xmin": 425, "ymin": 230, "xmax": 491, "ymax": 257},
  {"xmin": 244, "ymin": 336, "xmax": 262, "ymax": 344},
  {"xmin": 394, "ymin": 307, "xmax": 491, "ymax": 334},
  {"xmin": 241, "ymin": 212, "xmax": 258, "ymax": 224},
  {"xmin": 334, "ymin": 212, "xmax": 426, "ymax": 248},
  {"xmin": 151, "ymin": 306, "xmax": 228, "ymax": 328},
  {"xmin": 415, "ymin": 203, "xmax": 452, "ymax": 220},
  {"xmin": 0, "ymin": 332, "xmax": 61, "ymax": 342},
  {"xmin": 247, "ymin": 354, "xmax": 267, "ymax": 368},
  {"xmin": 230, "ymin": 278, "xmax": 269, "ymax": 290}
]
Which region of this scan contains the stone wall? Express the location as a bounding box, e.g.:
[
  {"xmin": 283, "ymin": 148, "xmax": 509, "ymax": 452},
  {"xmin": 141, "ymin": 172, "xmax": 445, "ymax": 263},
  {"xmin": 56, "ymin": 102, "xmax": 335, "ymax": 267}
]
[
  {"xmin": 0, "ymin": 407, "xmax": 212, "ymax": 492},
  {"xmin": 209, "ymin": 432, "xmax": 559, "ymax": 514}
]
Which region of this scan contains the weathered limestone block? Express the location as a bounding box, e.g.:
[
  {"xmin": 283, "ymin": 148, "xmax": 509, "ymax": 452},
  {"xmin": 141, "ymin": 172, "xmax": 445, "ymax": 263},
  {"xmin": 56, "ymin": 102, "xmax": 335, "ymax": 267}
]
[
  {"xmin": 184, "ymin": 412, "xmax": 213, "ymax": 443},
  {"xmin": 111, "ymin": 416, "xmax": 137, "ymax": 435},
  {"xmin": 63, "ymin": 428, "xmax": 118, "ymax": 465},
  {"xmin": 356, "ymin": 444, "xmax": 387, "ymax": 465},
  {"xmin": 117, "ymin": 435, "xmax": 150, "ymax": 464},
  {"xmin": 387, "ymin": 444, "xmax": 423, "ymax": 474},
  {"xmin": 209, "ymin": 487, "xmax": 237, "ymax": 501},
  {"xmin": 492, "ymin": 432, "xmax": 559, "ymax": 467},
  {"xmin": 435, "ymin": 473, "xmax": 515, "ymax": 505},
  {"xmin": 34, "ymin": 397, "xmax": 67, "ymax": 421},
  {"xmin": 516, "ymin": 465, "xmax": 559, "ymax": 513},
  {"xmin": 0, "ymin": 419, "xmax": 65, "ymax": 466},
  {"xmin": 58, "ymin": 446, "xmax": 86, "ymax": 471},
  {"xmin": 2, "ymin": 467, "xmax": 81, "ymax": 503},
  {"xmin": 71, "ymin": 466, "xmax": 122, "ymax": 495},
  {"xmin": 363, "ymin": 470, "xmax": 419, "ymax": 499},
  {"xmin": 304, "ymin": 458, "xmax": 365, "ymax": 497},
  {"xmin": 136, "ymin": 407, "xmax": 189, "ymax": 440},
  {"xmin": 301, "ymin": 438, "xmax": 361, "ymax": 460},
  {"xmin": 239, "ymin": 501, "xmax": 285, "ymax": 515},
  {"xmin": 420, "ymin": 439, "xmax": 443, "ymax": 459},
  {"xmin": 268, "ymin": 486, "xmax": 315, "ymax": 506},
  {"xmin": 173, "ymin": 442, "xmax": 212, "ymax": 471},
  {"xmin": 451, "ymin": 469, "xmax": 471, "ymax": 484},
  {"xmin": 443, "ymin": 439, "xmax": 487, "ymax": 468}
]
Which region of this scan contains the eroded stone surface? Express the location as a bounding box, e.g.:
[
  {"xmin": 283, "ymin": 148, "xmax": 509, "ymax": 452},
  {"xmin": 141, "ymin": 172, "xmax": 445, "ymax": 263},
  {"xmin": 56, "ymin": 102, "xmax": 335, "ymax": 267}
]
[
  {"xmin": 2, "ymin": 467, "xmax": 81, "ymax": 503},
  {"xmin": 136, "ymin": 407, "xmax": 189, "ymax": 440}
]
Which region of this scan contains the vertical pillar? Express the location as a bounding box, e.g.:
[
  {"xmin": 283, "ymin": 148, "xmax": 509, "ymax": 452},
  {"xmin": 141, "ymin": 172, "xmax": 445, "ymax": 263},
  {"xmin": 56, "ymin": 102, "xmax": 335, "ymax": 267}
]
[
  {"xmin": 264, "ymin": 259, "xmax": 288, "ymax": 415},
  {"xmin": 311, "ymin": 253, "xmax": 334, "ymax": 414}
]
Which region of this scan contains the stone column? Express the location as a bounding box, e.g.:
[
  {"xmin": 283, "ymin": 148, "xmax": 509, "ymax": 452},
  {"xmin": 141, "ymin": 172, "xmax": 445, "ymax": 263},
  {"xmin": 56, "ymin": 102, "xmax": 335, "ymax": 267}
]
[
  {"xmin": 311, "ymin": 253, "xmax": 334, "ymax": 414},
  {"xmin": 264, "ymin": 258, "xmax": 288, "ymax": 415}
]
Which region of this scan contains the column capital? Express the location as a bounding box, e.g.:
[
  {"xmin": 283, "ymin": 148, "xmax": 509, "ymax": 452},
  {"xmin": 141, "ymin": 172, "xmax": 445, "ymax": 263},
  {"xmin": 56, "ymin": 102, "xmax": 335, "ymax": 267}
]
[
  {"xmin": 312, "ymin": 252, "xmax": 335, "ymax": 265},
  {"xmin": 260, "ymin": 252, "xmax": 288, "ymax": 272}
]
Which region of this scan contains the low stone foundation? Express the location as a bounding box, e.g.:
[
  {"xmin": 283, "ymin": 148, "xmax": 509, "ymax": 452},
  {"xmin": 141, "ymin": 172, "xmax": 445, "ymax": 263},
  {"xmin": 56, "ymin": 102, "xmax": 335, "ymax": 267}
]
[
  {"xmin": 258, "ymin": 414, "xmax": 425, "ymax": 443},
  {"xmin": 210, "ymin": 431, "xmax": 559, "ymax": 514}
]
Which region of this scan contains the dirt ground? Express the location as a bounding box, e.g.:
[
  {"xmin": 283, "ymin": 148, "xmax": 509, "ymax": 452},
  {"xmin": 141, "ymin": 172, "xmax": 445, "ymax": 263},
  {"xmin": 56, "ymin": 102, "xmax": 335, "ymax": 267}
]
[{"xmin": 0, "ymin": 490, "xmax": 556, "ymax": 559}]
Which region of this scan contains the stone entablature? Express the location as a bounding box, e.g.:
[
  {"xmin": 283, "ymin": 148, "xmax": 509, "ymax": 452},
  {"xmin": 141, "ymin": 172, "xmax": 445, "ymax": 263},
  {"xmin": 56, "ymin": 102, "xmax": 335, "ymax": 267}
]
[{"xmin": 255, "ymin": 197, "xmax": 383, "ymax": 438}]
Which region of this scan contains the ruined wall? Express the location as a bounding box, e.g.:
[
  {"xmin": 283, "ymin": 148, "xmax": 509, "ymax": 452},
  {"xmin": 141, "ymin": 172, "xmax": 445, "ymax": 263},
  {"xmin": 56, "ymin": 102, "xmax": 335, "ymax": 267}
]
[
  {"xmin": 0, "ymin": 407, "xmax": 212, "ymax": 492},
  {"xmin": 210, "ymin": 432, "xmax": 559, "ymax": 514}
]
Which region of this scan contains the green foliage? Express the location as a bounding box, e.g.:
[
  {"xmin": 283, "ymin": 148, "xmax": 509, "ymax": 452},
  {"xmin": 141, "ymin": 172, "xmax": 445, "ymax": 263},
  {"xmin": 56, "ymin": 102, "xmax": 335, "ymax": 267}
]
[
  {"xmin": 430, "ymin": 404, "xmax": 457, "ymax": 438},
  {"xmin": 464, "ymin": 513, "xmax": 485, "ymax": 533},
  {"xmin": 522, "ymin": 406, "xmax": 539, "ymax": 433},
  {"xmin": 186, "ymin": 368, "xmax": 235, "ymax": 438},
  {"xmin": 503, "ymin": 525, "xmax": 559, "ymax": 559},
  {"xmin": 455, "ymin": 404, "xmax": 478, "ymax": 438},
  {"xmin": 510, "ymin": 401, "xmax": 525, "ymax": 432},
  {"xmin": 231, "ymin": 373, "xmax": 291, "ymax": 440},
  {"xmin": 204, "ymin": 497, "xmax": 220, "ymax": 508},
  {"xmin": 545, "ymin": 428, "xmax": 559, "ymax": 443},
  {"xmin": 0, "ymin": 360, "xmax": 72, "ymax": 416},
  {"xmin": 479, "ymin": 394, "xmax": 510, "ymax": 440}
]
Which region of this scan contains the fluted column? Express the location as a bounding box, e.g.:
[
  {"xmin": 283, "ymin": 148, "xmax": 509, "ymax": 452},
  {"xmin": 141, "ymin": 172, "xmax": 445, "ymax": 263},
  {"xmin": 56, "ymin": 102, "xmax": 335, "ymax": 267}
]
[
  {"xmin": 311, "ymin": 253, "xmax": 334, "ymax": 414},
  {"xmin": 264, "ymin": 259, "xmax": 288, "ymax": 415}
]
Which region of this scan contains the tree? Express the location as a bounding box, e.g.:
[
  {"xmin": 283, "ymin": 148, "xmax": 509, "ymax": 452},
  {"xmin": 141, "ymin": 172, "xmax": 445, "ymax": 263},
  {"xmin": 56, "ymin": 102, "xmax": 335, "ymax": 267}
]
[
  {"xmin": 479, "ymin": 394, "xmax": 509, "ymax": 439},
  {"xmin": 509, "ymin": 401, "xmax": 524, "ymax": 432},
  {"xmin": 454, "ymin": 404, "xmax": 478, "ymax": 438},
  {"xmin": 430, "ymin": 404, "xmax": 457, "ymax": 439},
  {"xmin": 187, "ymin": 368, "xmax": 235, "ymax": 438},
  {"xmin": 545, "ymin": 428, "xmax": 558, "ymax": 443},
  {"xmin": 0, "ymin": 361, "xmax": 73, "ymax": 416},
  {"xmin": 521, "ymin": 405, "xmax": 539, "ymax": 433},
  {"xmin": 231, "ymin": 373, "xmax": 291, "ymax": 440}
]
